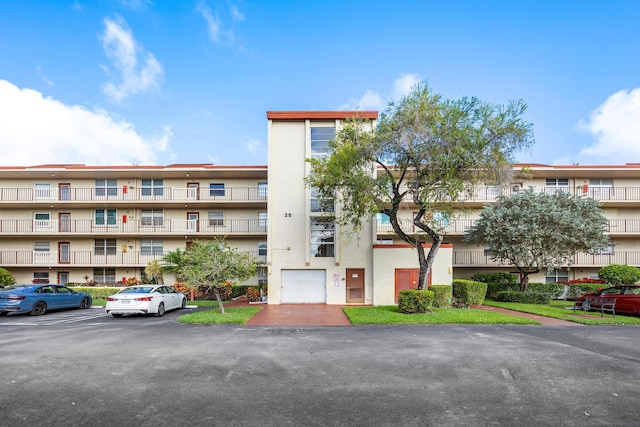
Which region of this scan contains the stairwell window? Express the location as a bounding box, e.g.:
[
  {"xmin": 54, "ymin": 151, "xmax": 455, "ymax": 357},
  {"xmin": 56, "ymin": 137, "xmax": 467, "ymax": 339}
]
[
  {"xmin": 310, "ymin": 127, "xmax": 335, "ymax": 158},
  {"xmin": 310, "ymin": 217, "xmax": 335, "ymax": 257}
]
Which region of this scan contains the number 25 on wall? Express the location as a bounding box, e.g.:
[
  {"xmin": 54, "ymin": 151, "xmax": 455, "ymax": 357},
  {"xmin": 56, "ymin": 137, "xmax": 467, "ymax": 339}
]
[{"xmin": 284, "ymin": 213, "xmax": 292, "ymax": 217}]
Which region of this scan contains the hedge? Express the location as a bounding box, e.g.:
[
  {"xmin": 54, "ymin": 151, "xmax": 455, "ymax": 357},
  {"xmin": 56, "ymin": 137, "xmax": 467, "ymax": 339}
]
[
  {"xmin": 429, "ymin": 285, "xmax": 452, "ymax": 308},
  {"xmin": 452, "ymin": 280, "xmax": 487, "ymax": 305},
  {"xmin": 398, "ymin": 289, "xmax": 434, "ymax": 313},
  {"xmin": 527, "ymin": 282, "xmax": 565, "ymax": 298},
  {"xmin": 471, "ymin": 272, "xmax": 517, "ymax": 284},
  {"xmin": 70, "ymin": 287, "xmax": 120, "ymax": 299},
  {"xmin": 496, "ymin": 291, "xmax": 551, "ymax": 304},
  {"xmin": 485, "ymin": 282, "xmax": 520, "ymax": 298},
  {"xmin": 567, "ymin": 283, "xmax": 602, "ymax": 299}
]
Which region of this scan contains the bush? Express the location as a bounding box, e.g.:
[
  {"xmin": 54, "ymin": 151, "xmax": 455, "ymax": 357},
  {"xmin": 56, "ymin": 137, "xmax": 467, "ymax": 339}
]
[
  {"xmin": 496, "ymin": 291, "xmax": 551, "ymax": 304},
  {"xmin": 429, "ymin": 285, "xmax": 452, "ymax": 308},
  {"xmin": 485, "ymin": 282, "xmax": 520, "ymax": 298},
  {"xmin": 599, "ymin": 264, "xmax": 640, "ymax": 285},
  {"xmin": 567, "ymin": 283, "xmax": 603, "ymax": 300},
  {"xmin": 452, "ymin": 280, "xmax": 487, "ymax": 305},
  {"xmin": 527, "ymin": 282, "xmax": 565, "ymax": 298},
  {"xmin": 471, "ymin": 272, "xmax": 517, "ymax": 284},
  {"xmin": 0, "ymin": 268, "xmax": 16, "ymax": 288},
  {"xmin": 398, "ymin": 289, "xmax": 434, "ymax": 313}
]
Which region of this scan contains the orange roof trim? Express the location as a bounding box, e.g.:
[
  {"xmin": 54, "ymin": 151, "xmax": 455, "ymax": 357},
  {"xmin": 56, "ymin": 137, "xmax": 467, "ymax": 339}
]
[{"xmin": 267, "ymin": 111, "xmax": 378, "ymax": 120}]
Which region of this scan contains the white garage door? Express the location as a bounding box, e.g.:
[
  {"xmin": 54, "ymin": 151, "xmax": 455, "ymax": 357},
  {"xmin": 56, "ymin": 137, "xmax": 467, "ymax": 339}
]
[{"xmin": 281, "ymin": 270, "xmax": 326, "ymax": 303}]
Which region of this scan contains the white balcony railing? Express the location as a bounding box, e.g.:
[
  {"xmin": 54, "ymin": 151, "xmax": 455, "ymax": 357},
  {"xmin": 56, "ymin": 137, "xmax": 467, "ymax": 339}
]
[{"xmin": 453, "ymin": 250, "xmax": 640, "ymax": 267}]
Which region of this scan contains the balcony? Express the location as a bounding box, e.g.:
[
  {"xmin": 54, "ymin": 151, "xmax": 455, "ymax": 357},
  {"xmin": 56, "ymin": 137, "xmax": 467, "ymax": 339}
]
[
  {"xmin": 376, "ymin": 218, "xmax": 640, "ymax": 236},
  {"xmin": 0, "ymin": 218, "xmax": 267, "ymax": 236},
  {"xmin": 0, "ymin": 250, "xmax": 267, "ymax": 267},
  {"xmin": 0, "ymin": 186, "xmax": 267, "ymax": 205},
  {"xmin": 453, "ymin": 250, "xmax": 640, "ymax": 267}
]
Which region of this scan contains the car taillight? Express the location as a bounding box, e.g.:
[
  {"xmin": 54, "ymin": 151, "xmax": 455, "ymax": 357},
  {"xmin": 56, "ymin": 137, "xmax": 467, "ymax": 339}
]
[
  {"xmin": 107, "ymin": 297, "xmax": 116, "ymax": 301},
  {"xmin": 135, "ymin": 297, "xmax": 152, "ymax": 301},
  {"xmin": 8, "ymin": 296, "xmax": 26, "ymax": 300}
]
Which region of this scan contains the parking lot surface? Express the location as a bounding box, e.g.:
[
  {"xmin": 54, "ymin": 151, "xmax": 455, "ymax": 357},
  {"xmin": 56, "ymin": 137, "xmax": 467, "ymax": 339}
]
[{"xmin": 1, "ymin": 311, "xmax": 640, "ymax": 426}]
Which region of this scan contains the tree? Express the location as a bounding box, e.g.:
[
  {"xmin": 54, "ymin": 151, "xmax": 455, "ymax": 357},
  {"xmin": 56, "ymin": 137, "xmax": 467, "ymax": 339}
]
[
  {"xmin": 176, "ymin": 239, "xmax": 257, "ymax": 313},
  {"xmin": 144, "ymin": 260, "xmax": 164, "ymax": 284},
  {"xmin": 0, "ymin": 267, "xmax": 15, "ymax": 288},
  {"xmin": 598, "ymin": 264, "xmax": 640, "ymax": 285},
  {"xmin": 463, "ymin": 187, "xmax": 609, "ymax": 291},
  {"xmin": 306, "ymin": 82, "xmax": 534, "ymax": 289}
]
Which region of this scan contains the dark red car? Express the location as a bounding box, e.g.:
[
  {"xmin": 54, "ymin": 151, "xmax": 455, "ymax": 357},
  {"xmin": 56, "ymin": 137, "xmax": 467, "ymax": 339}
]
[{"xmin": 576, "ymin": 285, "xmax": 640, "ymax": 315}]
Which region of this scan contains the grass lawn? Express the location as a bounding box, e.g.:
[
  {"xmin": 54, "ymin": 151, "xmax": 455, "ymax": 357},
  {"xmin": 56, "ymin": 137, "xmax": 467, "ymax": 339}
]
[
  {"xmin": 177, "ymin": 306, "xmax": 263, "ymax": 325},
  {"xmin": 343, "ymin": 305, "xmax": 541, "ymax": 325},
  {"xmin": 482, "ymin": 299, "xmax": 640, "ymax": 325}
]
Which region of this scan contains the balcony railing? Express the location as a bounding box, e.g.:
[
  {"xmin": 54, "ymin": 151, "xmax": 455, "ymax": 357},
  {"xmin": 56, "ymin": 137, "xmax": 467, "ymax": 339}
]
[
  {"xmin": 0, "ymin": 218, "xmax": 267, "ymax": 235},
  {"xmin": 377, "ymin": 218, "xmax": 640, "ymax": 235},
  {"xmin": 0, "ymin": 186, "xmax": 267, "ymax": 203},
  {"xmin": 453, "ymin": 250, "xmax": 640, "ymax": 267},
  {"xmin": 0, "ymin": 250, "xmax": 267, "ymax": 267}
]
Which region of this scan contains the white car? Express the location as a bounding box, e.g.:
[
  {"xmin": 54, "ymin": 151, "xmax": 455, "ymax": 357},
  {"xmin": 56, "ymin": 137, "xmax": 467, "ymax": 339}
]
[{"xmin": 105, "ymin": 285, "xmax": 187, "ymax": 317}]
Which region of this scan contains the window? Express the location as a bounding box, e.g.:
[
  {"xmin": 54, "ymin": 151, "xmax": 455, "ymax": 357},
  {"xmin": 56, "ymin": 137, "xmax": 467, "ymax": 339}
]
[
  {"xmin": 310, "ymin": 127, "xmax": 335, "ymax": 158},
  {"xmin": 94, "ymin": 239, "xmax": 117, "ymax": 255},
  {"xmin": 94, "ymin": 268, "xmax": 115, "ymax": 284},
  {"xmin": 34, "ymin": 183, "xmax": 52, "ymax": 199},
  {"xmin": 33, "ymin": 272, "xmax": 50, "ymax": 284},
  {"xmin": 209, "ymin": 183, "xmax": 225, "ymax": 197},
  {"xmin": 95, "ymin": 179, "xmax": 118, "ymax": 197},
  {"xmin": 433, "ymin": 212, "xmax": 450, "ymax": 227},
  {"xmin": 258, "ymin": 182, "xmax": 268, "ymax": 198},
  {"xmin": 259, "ymin": 212, "xmax": 268, "ymax": 227},
  {"xmin": 545, "ymin": 178, "xmax": 569, "ymax": 195},
  {"xmin": 375, "ymin": 238, "xmax": 394, "ymax": 245},
  {"xmin": 209, "ymin": 211, "xmax": 224, "ymax": 226},
  {"xmin": 95, "ymin": 209, "xmax": 117, "ymax": 226},
  {"xmin": 141, "ymin": 239, "xmax": 163, "ymax": 255},
  {"xmin": 258, "ymin": 242, "xmax": 267, "ymax": 256},
  {"xmin": 589, "ymin": 178, "xmax": 613, "ymax": 198},
  {"xmin": 141, "ymin": 179, "xmax": 164, "ymax": 196},
  {"xmin": 34, "ymin": 212, "xmax": 52, "ymax": 232},
  {"xmin": 310, "ymin": 217, "xmax": 335, "ymax": 257},
  {"xmin": 310, "ymin": 187, "xmax": 334, "ymax": 213},
  {"xmin": 545, "ymin": 269, "xmax": 569, "ymax": 283},
  {"xmin": 34, "ymin": 242, "xmax": 50, "ymax": 252},
  {"xmin": 141, "ymin": 209, "xmax": 164, "ymax": 226}
]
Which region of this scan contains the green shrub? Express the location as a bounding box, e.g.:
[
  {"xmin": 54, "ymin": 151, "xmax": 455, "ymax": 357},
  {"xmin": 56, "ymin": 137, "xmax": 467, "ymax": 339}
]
[
  {"xmin": 0, "ymin": 267, "xmax": 16, "ymax": 288},
  {"xmin": 452, "ymin": 280, "xmax": 487, "ymax": 305},
  {"xmin": 496, "ymin": 291, "xmax": 551, "ymax": 304},
  {"xmin": 527, "ymin": 282, "xmax": 565, "ymax": 298},
  {"xmin": 398, "ymin": 289, "xmax": 434, "ymax": 313},
  {"xmin": 231, "ymin": 285, "xmax": 250, "ymax": 299},
  {"xmin": 567, "ymin": 283, "xmax": 603, "ymax": 299},
  {"xmin": 485, "ymin": 282, "xmax": 520, "ymax": 298},
  {"xmin": 471, "ymin": 272, "xmax": 517, "ymax": 284},
  {"xmin": 70, "ymin": 287, "xmax": 120, "ymax": 299},
  {"xmin": 430, "ymin": 285, "xmax": 452, "ymax": 308},
  {"xmin": 599, "ymin": 264, "xmax": 640, "ymax": 285}
]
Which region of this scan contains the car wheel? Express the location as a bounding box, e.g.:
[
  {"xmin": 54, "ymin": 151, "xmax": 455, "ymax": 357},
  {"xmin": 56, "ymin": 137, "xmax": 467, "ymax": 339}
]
[
  {"xmin": 31, "ymin": 301, "xmax": 47, "ymax": 316},
  {"xmin": 80, "ymin": 297, "xmax": 91, "ymax": 309},
  {"xmin": 111, "ymin": 313, "xmax": 123, "ymax": 318},
  {"xmin": 582, "ymin": 300, "xmax": 592, "ymax": 312},
  {"xmin": 0, "ymin": 312, "xmax": 7, "ymax": 316},
  {"xmin": 155, "ymin": 302, "xmax": 165, "ymax": 317},
  {"xmin": 181, "ymin": 297, "xmax": 187, "ymax": 309}
]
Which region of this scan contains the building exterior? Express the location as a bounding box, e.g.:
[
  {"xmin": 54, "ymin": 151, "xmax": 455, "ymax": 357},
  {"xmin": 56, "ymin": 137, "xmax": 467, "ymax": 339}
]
[
  {"xmin": 2, "ymin": 111, "xmax": 640, "ymax": 305},
  {"xmin": 0, "ymin": 164, "xmax": 268, "ymax": 286}
]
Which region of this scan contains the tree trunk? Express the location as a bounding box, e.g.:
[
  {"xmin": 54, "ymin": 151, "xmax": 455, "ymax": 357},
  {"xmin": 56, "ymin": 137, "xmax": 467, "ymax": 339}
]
[
  {"xmin": 214, "ymin": 287, "xmax": 225, "ymax": 314},
  {"xmin": 519, "ymin": 274, "xmax": 530, "ymax": 292},
  {"xmin": 416, "ymin": 237, "xmax": 442, "ymax": 290}
]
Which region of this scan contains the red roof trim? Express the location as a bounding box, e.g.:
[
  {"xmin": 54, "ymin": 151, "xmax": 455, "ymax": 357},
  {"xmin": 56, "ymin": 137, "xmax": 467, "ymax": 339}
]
[{"xmin": 267, "ymin": 111, "xmax": 378, "ymax": 120}]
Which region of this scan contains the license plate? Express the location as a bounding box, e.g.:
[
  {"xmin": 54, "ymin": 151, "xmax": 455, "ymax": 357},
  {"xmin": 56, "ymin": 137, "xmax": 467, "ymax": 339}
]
[{"xmin": 121, "ymin": 299, "xmax": 130, "ymax": 304}]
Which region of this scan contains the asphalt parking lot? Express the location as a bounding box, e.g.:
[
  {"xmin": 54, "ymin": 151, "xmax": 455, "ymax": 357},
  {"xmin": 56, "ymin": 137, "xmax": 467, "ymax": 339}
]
[{"xmin": 1, "ymin": 309, "xmax": 640, "ymax": 426}]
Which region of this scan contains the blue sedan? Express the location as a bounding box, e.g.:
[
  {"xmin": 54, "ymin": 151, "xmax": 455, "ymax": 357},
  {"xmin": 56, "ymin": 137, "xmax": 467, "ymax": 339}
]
[{"xmin": 0, "ymin": 284, "xmax": 92, "ymax": 316}]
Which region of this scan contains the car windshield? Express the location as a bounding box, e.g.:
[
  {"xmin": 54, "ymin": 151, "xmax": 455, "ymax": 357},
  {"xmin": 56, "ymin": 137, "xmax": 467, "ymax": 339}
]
[{"xmin": 119, "ymin": 287, "xmax": 155, "ymax": 294}]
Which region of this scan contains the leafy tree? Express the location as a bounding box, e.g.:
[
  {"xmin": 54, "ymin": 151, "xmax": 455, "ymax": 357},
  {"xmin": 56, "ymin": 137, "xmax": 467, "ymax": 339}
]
[
  {"xmin": 0, "ymin": 267, "xmax": 15, "ymax": 288},
  {"xmin": 463, "ymin": 187, "xmax": 609, "ymax": 291},
  {"xmin": 598, "ymin": 264, "xmax": 640, "ymax": 285},
  {"xmin": 177, "ymin": 239, "xmax": 257, "ymax": 313},
  {"xmin": 144, "ymin": 259, "xmax": 164, "ymax": 284},
  {"xmin": 306, "ymin": 82, "xmax": 533, "ymax": 289},
  {"xmin": 160, "ymin": 248, "xmax": 187, "ymax": 282}
]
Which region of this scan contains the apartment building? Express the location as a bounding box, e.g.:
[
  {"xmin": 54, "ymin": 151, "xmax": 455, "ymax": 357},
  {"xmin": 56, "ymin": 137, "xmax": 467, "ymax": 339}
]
[
  {"xmin": 2, "ymin": 111, "xmax": 639, "ymax": 305},
  {"xmin": 0, "ymin": 164, "xmax": 268, "ymax": 286}
]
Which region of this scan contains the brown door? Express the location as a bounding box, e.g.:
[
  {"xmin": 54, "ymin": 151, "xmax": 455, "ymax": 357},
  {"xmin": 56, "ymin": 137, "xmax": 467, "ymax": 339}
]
[
  {"xmin": 346, "ymin": 268, "xmax": 365, "ymax": 303},
  {"xmin": 395, "ymin": 269, "xmax": 431, "ymax": 303}
]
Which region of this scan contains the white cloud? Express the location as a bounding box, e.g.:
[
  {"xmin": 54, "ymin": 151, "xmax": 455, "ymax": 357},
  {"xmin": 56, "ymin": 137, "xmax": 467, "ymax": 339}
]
[
  {"xmin": 100, "ymin": 16, "xmax": 164, "ymax": 102},
  {"xmin": 197, "ymin": 1, "xmax": 245, "ymax": 46},
  {"xmin": 578, "ymin": 88, "xmax": 640, "ymax": 163},
  {"xmin": 243, "ymin": 137, "xmax": 263, "ymax": 155},
  {"xmin": 339, "ymin": 73, "xmax": 421, "ymax": 111},
  {"xmin": 0, "ymin": 80, "xmax": 170, "ymax": 166}
]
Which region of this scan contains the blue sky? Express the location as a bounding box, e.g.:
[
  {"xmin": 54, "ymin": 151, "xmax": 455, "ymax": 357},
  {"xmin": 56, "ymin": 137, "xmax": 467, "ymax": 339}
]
[{"xmin": 1, "ymin": 0, "xmax": 640, "ymax": 167}]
